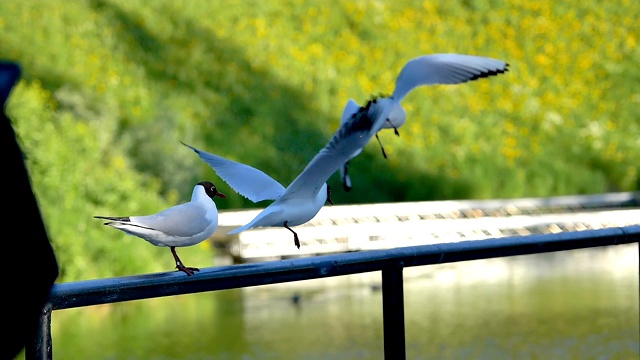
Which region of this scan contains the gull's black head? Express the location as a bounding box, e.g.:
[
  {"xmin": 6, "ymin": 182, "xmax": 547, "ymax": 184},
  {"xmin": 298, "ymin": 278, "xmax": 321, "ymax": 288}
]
[{"xmin": 198, "ymin": 181, "xmax": 226, "ymax": 199}]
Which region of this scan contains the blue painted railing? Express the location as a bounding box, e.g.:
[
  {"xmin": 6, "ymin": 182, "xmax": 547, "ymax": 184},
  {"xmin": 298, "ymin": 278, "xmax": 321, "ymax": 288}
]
[{"xmin": 28, "ymin": 225, "xmax": 640, "ymax": 359}]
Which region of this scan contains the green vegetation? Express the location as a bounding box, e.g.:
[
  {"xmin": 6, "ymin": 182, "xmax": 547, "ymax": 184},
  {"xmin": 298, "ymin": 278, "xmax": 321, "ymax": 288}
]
[{"xmin": 1, "ymin": 0, "xmax": 638, "ymax": 281}]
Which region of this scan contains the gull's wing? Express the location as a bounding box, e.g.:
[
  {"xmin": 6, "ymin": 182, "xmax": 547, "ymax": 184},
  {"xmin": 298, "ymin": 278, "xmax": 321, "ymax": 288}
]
[
  {"xmin": 341, "ymin": 98, "xmax": 361, "ymax": 125},
  {"xmin": 283, "ymin": 97, "xmax": 392, "ymax": 200},
  {"xmin": 341, "ymin": 98, "xmax": 364, "ymax": 159},
  {"xmin": 132, "ymin": 202, "xmax": 212, "ymax": 237},
  {"xmin": 392, "ymin": 54, "xmax": 509, "ymax": 102},
  {"xmin": 98, "ymin": 202, "xmax": 213, "ymax": 237},
  {"xmin": 338, "ymin": 98, "xmax": 363, "ymax": 192},
  {"xmin": 182, "ymin": 142, "xmax": 286, "ymax": 202}
]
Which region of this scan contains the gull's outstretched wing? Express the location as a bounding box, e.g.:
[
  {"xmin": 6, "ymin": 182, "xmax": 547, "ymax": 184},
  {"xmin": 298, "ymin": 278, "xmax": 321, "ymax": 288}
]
[
  {"xmin": 339, "ymin": 98, "xmax": 364, "ymax": 191},
  {"xmin": 341, "ymin": 97, "xmax": 366, "ymax": 159},
  {"xmin": 392, "ymin": 54, "xmax": 509, "ymax": 102},
  {"xmin": 182, "ymin": 142, "xmax": 286, "ymax": 202},
  {"xmin": 340, "ymin": 98, "xmax": 361, "ymax": 125}
]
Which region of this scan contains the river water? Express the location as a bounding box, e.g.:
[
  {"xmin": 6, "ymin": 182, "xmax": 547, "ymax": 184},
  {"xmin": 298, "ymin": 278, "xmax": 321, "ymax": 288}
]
[{"xmin": 28, "ymin": 243, "xmax": 639, "ymax": 359}]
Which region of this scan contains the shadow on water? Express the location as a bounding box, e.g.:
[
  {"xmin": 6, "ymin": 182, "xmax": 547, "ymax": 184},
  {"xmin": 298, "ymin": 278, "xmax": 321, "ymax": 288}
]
[{"xmin": 28, "ymin": 243, "xmax": 639, "ymax": 360}]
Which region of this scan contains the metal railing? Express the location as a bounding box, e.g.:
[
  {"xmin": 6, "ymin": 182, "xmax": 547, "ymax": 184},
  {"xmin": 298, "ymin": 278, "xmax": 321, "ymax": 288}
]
[{"xmin": 28, "ymin": 225, "xmax": 640, "ymax": 360}]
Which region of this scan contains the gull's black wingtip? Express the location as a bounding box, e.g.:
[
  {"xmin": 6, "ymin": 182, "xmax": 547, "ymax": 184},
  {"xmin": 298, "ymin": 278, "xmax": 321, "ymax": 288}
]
[
  {"xmin": 180, "ymin": 140, "xmax": 198, "ymax": 153},
  {"xmin": 94, "ymin": 215, "xmax": 130, "ymax": 222},
  {"xmin": 468, "ymin": 63, "xmax": 510, "ymax": 81}
]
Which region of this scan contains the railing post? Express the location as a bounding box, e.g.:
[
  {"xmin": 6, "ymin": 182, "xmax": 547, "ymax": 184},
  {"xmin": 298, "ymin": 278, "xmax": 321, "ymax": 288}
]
[
  {"xmin": 26, "ymin": 302, "xmax": 53, "ymax": 360},
  {"xmin": 382, "ymin": 266, "xmax": 406, "ymax": 360}
]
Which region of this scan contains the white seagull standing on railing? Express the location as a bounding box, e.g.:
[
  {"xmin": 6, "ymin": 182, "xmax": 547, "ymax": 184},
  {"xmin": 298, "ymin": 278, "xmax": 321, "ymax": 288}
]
[
  {"xmin": 182, "ymin": 97, "xmax": 392, "ymax": 249},
  {"xmin": 339, "ymin": 53, "xmax": 510, "ymax": 192},
  {"xmin": 94, "ymin": 181, "xmax": 226, "ymax": 276}
]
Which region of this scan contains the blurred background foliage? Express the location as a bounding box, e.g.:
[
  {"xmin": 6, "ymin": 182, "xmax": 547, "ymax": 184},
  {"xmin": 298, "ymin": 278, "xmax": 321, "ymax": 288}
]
[{"xmin": 1, "ymin": 0, "xmax": 638, "ymax": 281}]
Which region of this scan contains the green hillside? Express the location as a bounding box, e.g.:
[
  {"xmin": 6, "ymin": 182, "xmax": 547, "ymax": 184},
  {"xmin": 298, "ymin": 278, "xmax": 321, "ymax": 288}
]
[{"xmin": 1, "ymin": 0, "xmax": 638, "ymax": 281}]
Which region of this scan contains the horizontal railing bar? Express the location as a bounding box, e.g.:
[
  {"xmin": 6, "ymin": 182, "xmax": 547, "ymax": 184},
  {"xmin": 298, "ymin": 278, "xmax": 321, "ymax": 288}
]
[{"xmin": 50, "ymin": 226, "xmax": 640, "ymax": 310}]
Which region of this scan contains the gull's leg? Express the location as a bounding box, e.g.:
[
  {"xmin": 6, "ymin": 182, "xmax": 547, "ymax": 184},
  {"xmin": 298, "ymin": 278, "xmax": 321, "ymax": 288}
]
[
  {"xmin": 386, "ymin": 119, "xmax": 400, "ymax": 136},
  {"xmin": 326, "ymin": 184, "xmax": 335, "ymax": 204},
  {"xmin": 284, "ymin": 221, "xmax": 300, "ymax": 249},
  {"xmin": 341, "ymin": 161, "xmax": 352, "ymax": 192},
  {"xmin": 375, "ymin": 133, "xmax": 388, "ymax": 159},
  {"xmin": 171, "ymin": 246, "xmax": 199, "ymax": 276}
]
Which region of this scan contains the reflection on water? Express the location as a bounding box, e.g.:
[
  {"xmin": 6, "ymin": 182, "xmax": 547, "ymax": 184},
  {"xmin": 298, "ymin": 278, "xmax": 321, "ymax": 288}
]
[{"xmin": 30, "ymin": 244, "xmax": 639, "ymax": 359}]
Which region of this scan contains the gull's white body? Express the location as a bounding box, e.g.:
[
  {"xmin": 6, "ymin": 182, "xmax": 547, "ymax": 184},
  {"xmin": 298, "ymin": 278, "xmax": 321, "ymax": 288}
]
[
  {"xmin": 339, "ymin": 53, "xmax": 509, "ymax": 190},
  {"xmin": 96, "ymin": 183, "xmax": 222, "ymax": 247},
  {"xmin": 184, "ymin": 97, "xmax": 391, "ymax": 245},
  {"xmin": 95, "ymin": 181, "xmax": 226, "ymax": 275}
]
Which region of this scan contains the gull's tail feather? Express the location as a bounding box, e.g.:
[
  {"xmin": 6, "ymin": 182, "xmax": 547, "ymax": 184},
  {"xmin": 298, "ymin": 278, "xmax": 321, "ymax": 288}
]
[
  {"xmin": 227, "ymin": 207, "xmax": 282, "ymax": 235},
  {"xmin": 94, "ymin": 215, "xmax": 130, "ymax": 222},
  {"xmin": 227, "ymin": 225, "xmax": 248, "ymax": 235}
]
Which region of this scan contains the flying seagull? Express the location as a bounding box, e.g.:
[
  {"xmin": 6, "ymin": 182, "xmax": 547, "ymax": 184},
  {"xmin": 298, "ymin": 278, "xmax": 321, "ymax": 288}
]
[{"xmin": 339, "ymin": 53, "xmax": 509, "ymax": 191}]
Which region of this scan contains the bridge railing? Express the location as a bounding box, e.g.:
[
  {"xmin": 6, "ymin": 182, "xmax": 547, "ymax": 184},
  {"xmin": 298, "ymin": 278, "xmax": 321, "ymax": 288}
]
[
  {"xmin": 211, "ymin": 192, "xmax": 640, "ymax": 260},
  {"xmin": 28, "ymin": 225, "xmax": 640, "ymax": 360}
]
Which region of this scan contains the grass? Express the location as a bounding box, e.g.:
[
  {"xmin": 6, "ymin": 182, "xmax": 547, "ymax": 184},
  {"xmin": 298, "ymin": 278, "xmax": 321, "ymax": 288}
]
[{"xmin": 1, "ymin": 0, "xmax": 637, "ymax": 281}]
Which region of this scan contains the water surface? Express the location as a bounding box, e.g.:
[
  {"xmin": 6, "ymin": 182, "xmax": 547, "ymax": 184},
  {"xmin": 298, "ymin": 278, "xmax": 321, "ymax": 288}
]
[{"xmin": 32, "ymin": 243, "xmax": 639, "ymax": 359}]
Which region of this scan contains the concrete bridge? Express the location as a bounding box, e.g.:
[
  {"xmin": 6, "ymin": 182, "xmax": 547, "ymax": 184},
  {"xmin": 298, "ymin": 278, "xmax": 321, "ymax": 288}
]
[{"xmin": 210, "ymin": 192, "xmax": 640, "ymax": 263}]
